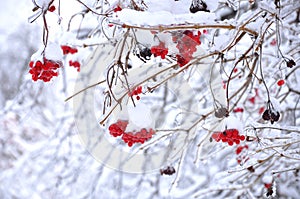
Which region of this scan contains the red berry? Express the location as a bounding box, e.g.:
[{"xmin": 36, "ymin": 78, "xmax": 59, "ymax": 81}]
[
  {"xmin": 233, "ymin": 107, "xmax": 244, "ymax": 113},
  {"xmin": 151, "ymin": 42, "xmax": 168, "ymax": 59},
  {"xmin": 69, "ymin": 48, "xmax": 78, "ymax": 54},
  {"xmin": 48, "ymin": 5, "xmax": 56, "ymax": 12},
  {"xmin": 29, "ymin": 61, "xmax": 34, "ymax": 68},
  {"xmin": 35, "ymin": 61, "xmax": 42, "ymax": 67},
  {"xmin": 270, "ymin": 39, "xmax": 276, "ymax": 46},
  {"xmin": 61, "ymin": 45, "xmax": 78, "ymax": 55},
  {"xmin": 176, "ymin": 54, "xmax": 190, "ymax": 67},
  {"xmin": 277, "ymin": 79, "xmax": 285, "ymax": 86},
  {"xmin": 259, "ymin": 107, "xmax": 264, "ymax": 114},
  {"xmin": 136, "ymin": 86, "xmax": 142, "ymax": 94},
  {"xmin": 264, "ymin": 183, "xmax": 272, "ymax": 189},
  {"xmin": 113, "ymin": 5, "xmax": 122, "ymax": 12},
  {"xmin": 236, "ymin": 146, "xmax": 243, "ymax": 155},
  {"xmin": 248, "ymin": 96, "xmax": 255, "ymax": 104},
  {"xmin": 240, "ymin": 135, "xmax": 245, "ymax": 141}
]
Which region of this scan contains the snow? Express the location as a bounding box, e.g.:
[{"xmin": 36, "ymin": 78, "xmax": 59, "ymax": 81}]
[
  {"xmin": 115, "ymin": 8, "xmax": 216, "ymax": 26},
  {"xmin": 44, "ymin": 42, "xmax": 63, "ymax": 61},
  {"xmin": 262, "ymin": 175, "xmax": 273, "ymax": 184},
  {"xmin": 223, "ymin": 115, "xmax": 243, "ymax": 132},
  {"xmin": 127, "ymin": 102, "xmax": 154, "ymax": 130},
  {"xmin": 1, "ymin": 0, "xmax": 300, "ymax": 198},
  {"xmin": 34, "ymin": 0, "xmax": 52, "ymax": 8}
]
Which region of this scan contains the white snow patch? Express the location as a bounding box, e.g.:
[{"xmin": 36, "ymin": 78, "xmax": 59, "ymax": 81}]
[
  {"xmin": 262, "ymin": 175, "xmax": 273, "ymax": 184},
  {"xmin": 44, "ymin": 42, "xmax": 63, "ymax": 61},
  {"xmin": 223, "ymin": 115, "xmax": 243, "ymax": 132},
  {"xmin": 127, "ymin": 102, "xmax": 154, "ymax": 129},
  {"xmin": 34, "ymin": 0, "xmax": 52, "ymax": 8},
  {"xmin": 115, "ymin": 8, "xmax": 216, "ymax": 26}
]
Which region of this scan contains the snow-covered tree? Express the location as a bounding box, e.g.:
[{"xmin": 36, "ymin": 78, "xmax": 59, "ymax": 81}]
[{"xmin": 1, "ymin": 0, "xmax": 299, "ymax": 198}]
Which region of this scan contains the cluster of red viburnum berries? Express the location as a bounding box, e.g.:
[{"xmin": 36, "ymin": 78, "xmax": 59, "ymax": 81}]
[
  {"xmin": 61, "ymin": 45, "xmax": 78, "ymax": 55},
  {"xmin": 173, "ymin": 30, "xmax": 201, "ymax": 66},
  {"xmin": 211, "ymin": 129, "xmax": 245, "ymax": 146},
  {"xmin": 29, "ymin": 45, "xmax": 80, "ymax": 82},
  {"xmin": 150, "ymin": 30, "xmax": 202, "ymax": 67},
  {"xmin": 29, "ymin": 59, "xmax": 61, "ymax": 82},
  {"xmin": 128, "ymin": 86, "xmax": 142, "ymax": 100},
  {"xmin": 108, "ymin": 120, "xmax": 155, "ymax": 147},
  {"xmin": 151, "ymin": 42, "xmax": 168, "ymax": 59},
  {"xmin": 235, "ymin": 144, "xmax": 249, "ymax": 164},
  {"xmin": 61, "ymin": 45, "xmax": 81, "ymax": 72}
]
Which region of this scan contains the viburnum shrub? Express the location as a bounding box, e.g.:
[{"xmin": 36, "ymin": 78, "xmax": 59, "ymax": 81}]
[{"xmin": 26, "ymin": 0, "xmax": 300, "ymax": 198}]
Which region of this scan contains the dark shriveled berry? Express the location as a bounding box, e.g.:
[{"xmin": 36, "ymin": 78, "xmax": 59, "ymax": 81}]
[
  {"xmin": 215, "ymin": 107, "xmax": 228, "ymax": 118},
  {"xmin": 262, "ymin": 109, "xmax": 271, "ymax": 121},
  {"xmin": 190, "ymin": 0, "xmax": 209, "ymax": 13},
  {"xmin": 160, "ymin": 166, "xmax": 176, "ymax": 175},
  {"xmin": 247, "ymin": 166, "xmax": 255, "ymax": 173},
  {"xmin": 266, "ymin": 187, "xmax": 273, "ymax": 197},
  {"xmin": 286, "ymin": 59, "xmax": 296, "ymax": 68},
  {"xmin": 270, "ymin": 111, "xmax": 280, "ymax": 123},
  {"xmin": 140, "ymin": 47, "xmax": 151, "ymax": 59}
]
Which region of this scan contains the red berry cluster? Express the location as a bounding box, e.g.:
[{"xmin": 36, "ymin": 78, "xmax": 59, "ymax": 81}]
[
  {"xmin": 236, "ymin": 144, "xmax": 248, "ymax": 155},
  {"xmin": 151, "ymin": 42, "xmax": 168, "ymax": 59},
  {"xmin": 61, "ymin": 45, "xmax": 81, "ymax": 72},
  {"xmin": 69, "ymin": 60, "xmax": 81, "ymax": 72},
  {"xmin": 108, "ymin": 120, "xmax": 128, "ymax": 137},
  {"xmin": 211, "ymin": 129, "xmax": 245, "ymax": 146},
  {"xmin": 129, "ymin": 86, "xmax": 142, "ymax": 100},
  {"xmin": 108, "ymin": 120, "xmax": 155, "ymax": 147},
  {"xmin": 235, "ymin": 144, "xmax": 249, "ymax": 164},
  {"xmin": 61, "ymin": 45, "xmax": 78, "ymax": 55},
  {"xmin": 173, "ymin": 30, "xmax": 201, "ymax": 67},
  {"xmin": 265, "ymin": 183, "xmax": 274, "ymax": 197},
  {"xmin": 29, "ymin": 58, "xmax": 61, "ymax": 82},
  {"xmin": 122, "ymin": 128, "xmax": 155, "ymax": 147}
]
